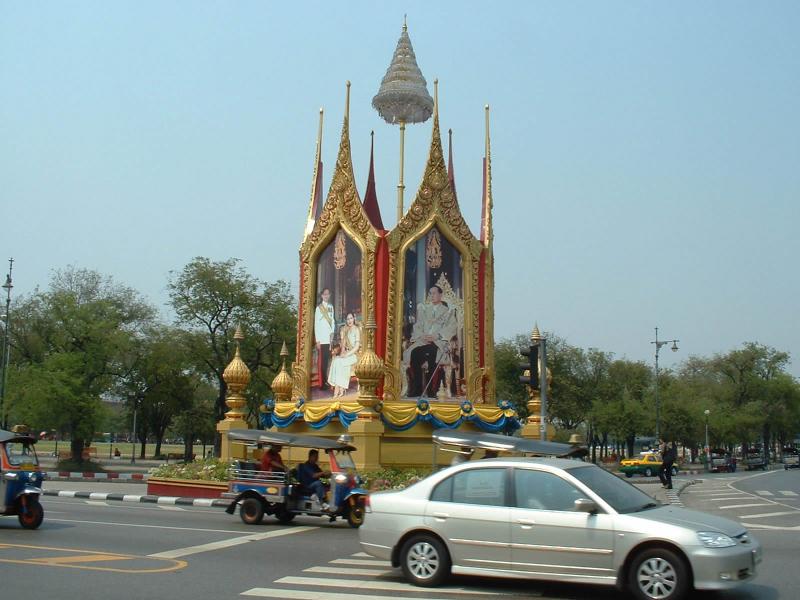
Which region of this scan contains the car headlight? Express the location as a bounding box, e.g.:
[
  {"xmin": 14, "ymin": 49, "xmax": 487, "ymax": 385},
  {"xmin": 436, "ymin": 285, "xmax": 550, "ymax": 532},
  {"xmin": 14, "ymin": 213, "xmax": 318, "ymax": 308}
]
[{"xmin": 697, "ymin": 531, "xmax": 737, "ymax": 548}]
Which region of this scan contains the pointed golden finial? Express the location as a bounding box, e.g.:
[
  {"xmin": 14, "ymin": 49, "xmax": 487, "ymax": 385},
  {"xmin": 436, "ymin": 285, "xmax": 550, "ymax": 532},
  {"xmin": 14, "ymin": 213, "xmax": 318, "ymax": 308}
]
[
  {"xmin": 345, "ymin": 80, "xmax": 351, "ymax": 122},
  {"xmin": 433, "ymin": 78, "xmax": 439, "ymax": 120},
  {"xmin": 272, "ymin": 340, "xmax": 293, "ymax": 402},
  {"xmin": 222, "ymin": 325, "xmax": 250, "ymax": 420},
  {"xmin": 304, "ymin": 108, "xmax": 325, "ymax": 240},
  {"xmin": 531, "ymin": 324, "xmax": 541, "ymax": 343},
  {"xmin": 403, "ymin": 14, "xmax": 407, "ymax": 31}
]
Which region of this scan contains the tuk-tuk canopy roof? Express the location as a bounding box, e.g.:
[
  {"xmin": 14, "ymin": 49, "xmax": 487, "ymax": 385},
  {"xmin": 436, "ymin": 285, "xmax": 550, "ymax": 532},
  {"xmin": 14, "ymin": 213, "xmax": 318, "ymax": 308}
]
[
  {"xmin": 228, "ymin": 429, "xmax": 357, "ymax": 452},
  {"xmin": 432, "ymin": 429, "xmax": 582, "ymax": 458},
  {"xmin": 0, "ymin": 429, "xmax": 37, "ymax": 444}
]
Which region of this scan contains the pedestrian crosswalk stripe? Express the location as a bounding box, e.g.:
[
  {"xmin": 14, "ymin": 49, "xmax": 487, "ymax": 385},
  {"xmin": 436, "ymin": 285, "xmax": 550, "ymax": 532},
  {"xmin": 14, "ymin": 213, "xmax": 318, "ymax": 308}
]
[
  {"xmin": 329, "ymin": 558, "xmax": 393, "ymax": 567},
  {"xmin": 708, "ymin": 497, "xmax": 751, "ymax": 501},
  {"xmin": 274, "ymin": 576, "xmax": 500, "ymax": 595},
  {"xmin": 718, "ymin": 503, "xmax": 772, "ymax": 509},
  {"xmin": 352, "ymin": 552, "xmax": 373, "ymax": 557},
  {"xmin": 242, "ymin": 590, "xmax": 499, "ymax": 600},
  {"xmin": 738, "ymin": 511, "xmax": 797, "ymax": 519},
  {"xmin": 779, "ymin": 491, "xmax": 798, "ymax": 497},
  {"xmin": 305, "ymin": 566, "xmax": 394, "ymax": 577},
  {"xmin": 756, "ymin": 491, "xmax": 773, "ymax": 496}
]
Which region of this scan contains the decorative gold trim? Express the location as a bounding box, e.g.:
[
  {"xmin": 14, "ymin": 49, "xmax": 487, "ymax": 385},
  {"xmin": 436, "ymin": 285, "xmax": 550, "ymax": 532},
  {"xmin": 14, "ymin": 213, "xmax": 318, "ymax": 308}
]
[
  {"xmin": 385, "ymin": 110, "xmax": 484, "ymax": 403},
  {"xmin": 293, "ymin": 109, "xmax": 381, "ymax": 401},
  {"xmin": 482, "ymin": 105, "xmax": 496, "ymax": 404}
]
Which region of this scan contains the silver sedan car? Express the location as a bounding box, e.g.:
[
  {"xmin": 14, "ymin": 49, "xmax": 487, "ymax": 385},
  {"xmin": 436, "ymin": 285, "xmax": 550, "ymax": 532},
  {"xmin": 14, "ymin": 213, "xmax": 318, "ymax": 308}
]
[{"xmin": 360, "ymin": 457, "xmax": 761, "ymax": 600}]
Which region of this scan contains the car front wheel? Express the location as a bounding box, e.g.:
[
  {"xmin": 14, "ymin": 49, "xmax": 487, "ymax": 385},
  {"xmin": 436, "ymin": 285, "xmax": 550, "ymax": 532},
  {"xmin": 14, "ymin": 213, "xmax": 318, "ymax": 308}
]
[
  {"xmin": 628, "ymin": 547, "xmax": 689, "ymax": 600},
  {"xmin": 400, "ymin": 534, "xmax": 451, "ymax": 587}
]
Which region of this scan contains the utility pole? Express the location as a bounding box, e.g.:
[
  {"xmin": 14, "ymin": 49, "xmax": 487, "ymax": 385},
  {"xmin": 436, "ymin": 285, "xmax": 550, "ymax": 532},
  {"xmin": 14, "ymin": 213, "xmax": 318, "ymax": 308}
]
[{"xmin": 0, "ymin": 258, "xmax": 14, "ymax": 430}]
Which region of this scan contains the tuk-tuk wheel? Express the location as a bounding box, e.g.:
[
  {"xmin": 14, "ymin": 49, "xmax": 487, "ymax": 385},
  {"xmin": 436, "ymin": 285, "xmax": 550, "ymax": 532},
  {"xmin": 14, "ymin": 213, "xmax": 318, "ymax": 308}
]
[
  {"xmin": 347, "ymin": 504, "xmax": 365, "ymax": 528},
  {"xmin": 625, "ymin": 472, "xmax": 633, "ymax": 478},
  {"xmin": 275, "ymin": 507, "xmax": 295, "ymax": 524},
  {"xmin": 18, "ymin": 499, "xmax": 44, "ymax": 530},
  {"xmin": 240, "ymin": 497, "xmax": 265, "ymax": 525}
]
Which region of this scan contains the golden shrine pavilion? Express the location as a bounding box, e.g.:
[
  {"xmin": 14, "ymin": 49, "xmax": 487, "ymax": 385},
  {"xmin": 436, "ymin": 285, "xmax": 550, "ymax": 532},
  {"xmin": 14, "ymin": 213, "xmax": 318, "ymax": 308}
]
[{"xmin": 217, "ymin": 23, "xmax": 546, "ymax": 469}]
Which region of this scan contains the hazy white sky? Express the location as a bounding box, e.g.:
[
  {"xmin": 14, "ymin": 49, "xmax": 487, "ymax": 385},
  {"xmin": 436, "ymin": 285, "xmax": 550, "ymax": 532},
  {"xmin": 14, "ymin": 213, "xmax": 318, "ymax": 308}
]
[{"xmin": 2, "ymin": 2, "xmax": 798, "ymax": 375}]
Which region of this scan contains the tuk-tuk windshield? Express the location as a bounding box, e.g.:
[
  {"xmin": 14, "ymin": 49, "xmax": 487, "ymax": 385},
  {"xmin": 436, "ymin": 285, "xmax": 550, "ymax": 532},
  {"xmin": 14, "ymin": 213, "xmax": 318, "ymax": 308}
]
[
  {"xmin": 5, "ymin": 441, "xmax": 39, "ymax": 466},
  {"xmin": 334, "ymin": 451, "xmax": 355, "ymax": 470}
]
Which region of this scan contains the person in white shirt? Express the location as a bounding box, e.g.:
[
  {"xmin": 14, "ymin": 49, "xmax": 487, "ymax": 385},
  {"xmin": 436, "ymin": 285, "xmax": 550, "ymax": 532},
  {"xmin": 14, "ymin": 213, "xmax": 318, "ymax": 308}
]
[{"xmin": 314, "ymin": 288, "xmax": 335, "ymax": 391}]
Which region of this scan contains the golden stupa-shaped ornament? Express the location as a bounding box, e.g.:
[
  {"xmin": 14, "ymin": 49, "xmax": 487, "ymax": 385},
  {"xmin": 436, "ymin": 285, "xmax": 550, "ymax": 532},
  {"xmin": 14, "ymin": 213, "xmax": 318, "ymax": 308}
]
[
  {"xmin": 271, "ymin": 341, "xmax": 293, "ymax": 403},
  {"xmin": 526, "ymin": 324, "xmax": 542, "ymax": 423},
  {"xmin": 222, "ymin": 326, "xmax": 250, "ymax": 420},
  {"xmin": 354, "ymin": 315, "xmax": 384, "ymax": 409}
]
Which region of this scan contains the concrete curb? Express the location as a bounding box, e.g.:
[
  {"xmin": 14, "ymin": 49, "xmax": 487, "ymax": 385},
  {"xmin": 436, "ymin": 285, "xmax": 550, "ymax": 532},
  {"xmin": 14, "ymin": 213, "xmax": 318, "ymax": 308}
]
[
  {"xmin": 42, "ymin": 489, "xmax": 227, "ymax": 507},
  {"xmin": 44, "ymin": 472, "xmax": 149, "ymax": 481}
]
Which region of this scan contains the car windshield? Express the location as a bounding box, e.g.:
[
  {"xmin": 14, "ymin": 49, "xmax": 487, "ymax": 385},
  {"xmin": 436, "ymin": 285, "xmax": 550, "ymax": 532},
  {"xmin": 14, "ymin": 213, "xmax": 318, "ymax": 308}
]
[
  {"xmin": 334, "ymin": 450, "xmax": 355, "ymax": 470},
  {"xmin": 4, "ymin": 441, "xmax": 39, "ymax": 466},
  {"xmin": 568, "ymin": 464, "xmax": 658, "ymax": 514}
]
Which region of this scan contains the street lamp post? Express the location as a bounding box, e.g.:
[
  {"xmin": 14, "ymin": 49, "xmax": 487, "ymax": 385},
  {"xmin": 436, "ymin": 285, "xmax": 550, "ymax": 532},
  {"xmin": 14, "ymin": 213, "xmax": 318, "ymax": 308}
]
[
  {"xmin": 651, "ymin": 327, "xmax": 679, "ymax": 442},
  {"xmin": 130, "ymin": 399, "xmax": 138, "ymax": 465},
  {"xmin": 704, "ymin": 409, "xmax": 711, "ymax": 471},
  {"xmin": 0, "ymin": 258, "xmax": 14, "ymax": 430}
]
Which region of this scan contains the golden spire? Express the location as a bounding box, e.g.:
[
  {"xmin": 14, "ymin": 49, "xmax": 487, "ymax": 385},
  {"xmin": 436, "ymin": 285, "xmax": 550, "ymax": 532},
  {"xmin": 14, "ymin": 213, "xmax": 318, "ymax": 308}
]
[
  {"xmin": 354, "ymin": 314, "xmax": 384, "ymax": 409},
  {"xmin": 304, "ymin": 108, "xmax": 325, "ymax": 240},
  {"xmin": 271, "ymin": 340, "xmax": 293, "ymax": 402},
  {"xmin": 222, "ymin": 325, "xmax": 250, "ymax": 420},
  {"xmin": 531, "ymin": 323, "xmax": 541, "ymax": 343},
  {"xmin": 481, "ymin": 104, "xmax": 493, "ymax": 246}
]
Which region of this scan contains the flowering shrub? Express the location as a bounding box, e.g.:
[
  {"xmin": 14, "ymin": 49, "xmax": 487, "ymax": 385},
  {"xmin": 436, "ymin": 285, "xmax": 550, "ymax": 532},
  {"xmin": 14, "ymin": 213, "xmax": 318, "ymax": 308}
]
[
  {"xmin": 150, "ymin": 458, "xmax": 233, "ymax": 482},
  {"xmin": 362, "ymin": 466, "xmax": 433, "ymax": 491}
]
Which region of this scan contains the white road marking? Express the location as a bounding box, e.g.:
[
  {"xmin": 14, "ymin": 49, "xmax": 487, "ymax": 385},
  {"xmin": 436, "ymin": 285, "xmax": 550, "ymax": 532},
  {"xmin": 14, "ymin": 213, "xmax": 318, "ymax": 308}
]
[
  {"xmin": 756, "ymin": 491, "xmax": 773, "ymax": 496},
  {"xmin": 275, "ymin": 576, "xmax": 500, "ymax": 594},
  {"xmin": 85, "ymin": 500, "xmax": 109, "ymax": 506},
  {"xmin": 718, "ymin": 503, "xmax": 772, "ymax": 509},
  {"xmin": 329, "ymin": 558, "xmax": 393, "ymax": 567},
  {"xmin": 741, "ymin": 522, "xmax": 800, "ymax": 531},
  {"xmin": 707, "ymin": 497, "xmax": 752, "ymax": 502},
  {"xmin": 241, "ymin": 590, "xmax": 514, "ymax": 599},
  {"xmin": 149, "ymin": 526, "xmax": 318, "ymax": 559},
  {"xmin": 779, "ymin": 491, "xmax": 798, "ymax": 497},
  {"xmin": 158, "ymin": 505, "xmax": 186, "ymax": 511},
  {"xmin": 304, "ymin": 566, "xmax": 394, "ymax": 576},
  {"xmin": 737, "ymin": 511, "xmax": 797, "ymax": 519},
  {"xmin": 351, "ymin": 552, "xmax": 373, "ymax": 557},
  {"xmin": 49, "ymin": 517, "xmax": 275, "ymax": 534}
]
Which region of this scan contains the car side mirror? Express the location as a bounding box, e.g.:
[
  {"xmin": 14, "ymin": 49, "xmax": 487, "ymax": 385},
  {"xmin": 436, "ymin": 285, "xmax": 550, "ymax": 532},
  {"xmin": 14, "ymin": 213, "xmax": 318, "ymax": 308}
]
[{"xmin": 574, "ymin": 498, "xmax": 598, "ymax": 514}]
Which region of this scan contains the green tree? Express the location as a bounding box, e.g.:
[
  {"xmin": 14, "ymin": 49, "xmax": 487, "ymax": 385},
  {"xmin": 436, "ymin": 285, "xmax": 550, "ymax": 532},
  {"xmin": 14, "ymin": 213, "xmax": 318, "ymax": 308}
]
[
  {"xmin": 168, "ymin": 257, "xmax": 296, "ymax": 453},
  {"xmin": 9, "ymin": 268, "xmax": 154, "ymax": 462}
]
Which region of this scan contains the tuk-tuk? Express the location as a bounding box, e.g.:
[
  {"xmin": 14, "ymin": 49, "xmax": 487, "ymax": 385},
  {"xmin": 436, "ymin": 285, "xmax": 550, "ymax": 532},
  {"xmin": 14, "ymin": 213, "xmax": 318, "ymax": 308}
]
[
  {"xmin": 224, "ymin": 429, "xmax": 369, "ymax": 528},
  {"xmin": 432, "ymin": 429, "xmax": 586, "ymax": 466},
  {"xmin": 1, "ymin": 428, "xmax": 45, "ymax": 529}
]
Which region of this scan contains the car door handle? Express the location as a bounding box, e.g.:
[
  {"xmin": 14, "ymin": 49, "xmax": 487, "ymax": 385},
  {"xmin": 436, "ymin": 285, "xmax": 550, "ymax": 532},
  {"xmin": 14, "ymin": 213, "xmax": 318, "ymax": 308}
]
[
  {"xmin": 432, "ymin": 512, "xmax": 449, "ymax": 520},
  {"xmin": 516, "ymin": 519, "xmax": 536, "ymax": 528}
]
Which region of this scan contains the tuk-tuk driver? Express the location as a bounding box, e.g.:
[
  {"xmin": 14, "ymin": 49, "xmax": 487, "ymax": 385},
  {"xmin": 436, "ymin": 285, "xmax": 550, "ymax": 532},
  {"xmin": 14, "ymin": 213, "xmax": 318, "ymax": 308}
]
[
  {"xmin": 260, "ymin": 444, "xmax": 287, "ymax": 473},
  {"xmin": 298, "ymin": 449, "xmax": 331, "ymax": 509}
]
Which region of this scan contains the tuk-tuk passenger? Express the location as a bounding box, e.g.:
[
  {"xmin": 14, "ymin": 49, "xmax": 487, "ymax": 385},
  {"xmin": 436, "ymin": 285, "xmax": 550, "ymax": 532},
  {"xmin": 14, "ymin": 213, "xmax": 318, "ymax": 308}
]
[
  {"xmin": 298, "ymin": 449, "xmax": 331, "ymax": 508},
  {"xmin": 260, "ymin": 443, "xmax": 286, "ymax": 473}
]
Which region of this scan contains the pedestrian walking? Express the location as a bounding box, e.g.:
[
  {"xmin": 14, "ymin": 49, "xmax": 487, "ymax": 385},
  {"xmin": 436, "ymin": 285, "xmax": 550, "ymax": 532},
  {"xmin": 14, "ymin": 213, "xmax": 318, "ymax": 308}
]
[{"xmin": 659, "ymin": 441, "xmax": 677, "ymax": 489}]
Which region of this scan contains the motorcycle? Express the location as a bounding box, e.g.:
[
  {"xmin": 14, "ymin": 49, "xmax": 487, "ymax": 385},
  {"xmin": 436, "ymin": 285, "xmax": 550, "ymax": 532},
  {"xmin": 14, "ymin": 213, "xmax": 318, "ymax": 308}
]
[
  {"xmin": 1, "ymin": 428, "xmax": 45, "ymax": 529},
  {"xmin": 224, "ymin": 429, "xmax": 369, "ymax": 528}
]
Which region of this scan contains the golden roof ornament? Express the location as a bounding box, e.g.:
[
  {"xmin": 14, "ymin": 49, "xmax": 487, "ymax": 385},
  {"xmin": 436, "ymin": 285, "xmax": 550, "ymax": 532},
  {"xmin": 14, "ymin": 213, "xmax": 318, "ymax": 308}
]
[
  {"xmin": 354, "ymin": 315, "xmax": 384, "ymax": 409},
  {"xmin": 372, "ymin": 18, "xmax": 433, "ymax": 125},
  {"xmin": 531, "ymin": 324, "xmax": 541, "ymax": 343},
  {"xmin": 373, "ymin": 18, "xmax": 434, "ymax": 224},
  {"xmin": 222, "ymin": 325, "xmax": 250, "ymax": 420},
  {"xmin": 271, "ymin": 340, "xmax": 293, "ymax": 403}
]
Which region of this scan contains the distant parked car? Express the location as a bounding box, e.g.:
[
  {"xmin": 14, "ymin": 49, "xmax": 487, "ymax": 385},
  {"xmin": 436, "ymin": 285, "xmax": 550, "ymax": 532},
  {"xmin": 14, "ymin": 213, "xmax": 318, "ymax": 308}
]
[
  {"xmin": 743, "ymin": 449, "xmax": 768, "ymax": 471},
  {"xmin": 782, "ymin": 448, "xmax": 799, "ymax": 470},
  {"xmin": 619, "ymin": 452, "xmax": 677, "ymax": 478},
  {"xmin": 708, "ymin": 449, "xmax": 737, "ymax": 473}
]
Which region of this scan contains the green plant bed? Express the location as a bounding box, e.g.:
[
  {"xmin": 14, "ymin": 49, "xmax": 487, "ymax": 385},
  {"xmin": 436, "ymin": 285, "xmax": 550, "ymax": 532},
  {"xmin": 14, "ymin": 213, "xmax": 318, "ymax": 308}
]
[
  {"xmin": 363, "ymin": 467, "xmax": 433, "ymax": 492},
  {"xmin": 149, "ymin": 458, "xmax": 232, "ymax": 482},
  {"xmin": 56, "ymin": 459, "xmax": 107, "ymax": 473}
]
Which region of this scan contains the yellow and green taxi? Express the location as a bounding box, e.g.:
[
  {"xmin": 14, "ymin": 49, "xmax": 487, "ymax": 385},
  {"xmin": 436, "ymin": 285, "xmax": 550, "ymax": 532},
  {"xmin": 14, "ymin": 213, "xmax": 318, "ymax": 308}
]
[{"xmin": 619, "ymin": 451, "xmax": 675, "ymax": 478}]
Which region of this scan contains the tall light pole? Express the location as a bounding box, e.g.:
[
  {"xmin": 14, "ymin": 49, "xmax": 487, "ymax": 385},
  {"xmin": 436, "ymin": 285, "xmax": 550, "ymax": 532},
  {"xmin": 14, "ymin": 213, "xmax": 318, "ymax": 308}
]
[
  {"xmin": 651, "ymin": 326, "xmax": 679, "ymax": 442},
  {"xmin": 704, "ymin": 409, "xmax": 710, "ymax": 471},
  {"xmin": 0, "ymin": 258, "xmax": 14, "ymax": 430}
]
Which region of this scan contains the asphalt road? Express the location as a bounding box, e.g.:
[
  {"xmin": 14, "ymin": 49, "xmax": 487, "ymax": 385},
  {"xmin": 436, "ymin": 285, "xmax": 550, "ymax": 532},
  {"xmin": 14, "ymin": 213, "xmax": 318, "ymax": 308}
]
[{"xmin": 1, "ymin": 472, "xmax": 797, "ymax": 600}]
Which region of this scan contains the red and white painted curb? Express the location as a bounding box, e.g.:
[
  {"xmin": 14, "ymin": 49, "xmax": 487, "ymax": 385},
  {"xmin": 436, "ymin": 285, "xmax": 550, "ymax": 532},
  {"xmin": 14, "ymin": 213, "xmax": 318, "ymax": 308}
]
[
  {"xmin": 42, "ymin": 489, "xmax": 226, "ymax": 507},
  {"xmin": 44, "ymin": 472, "xmax": 149, "ymax": 481}
]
